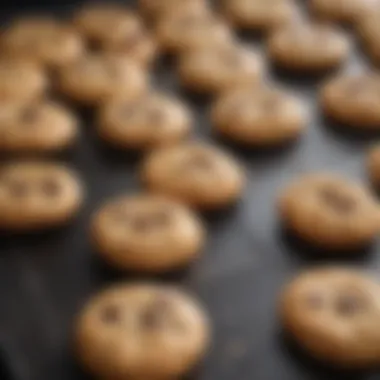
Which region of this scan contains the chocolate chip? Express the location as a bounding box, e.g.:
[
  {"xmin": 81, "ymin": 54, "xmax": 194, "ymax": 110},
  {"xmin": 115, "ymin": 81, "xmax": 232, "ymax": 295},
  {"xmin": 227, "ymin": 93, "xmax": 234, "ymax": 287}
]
[
  {"xmin": 320, "ymin": 187, "xmax": 356, "ymax": 214},
  {"xmin": 336, "ymin": 294, "xmax": 365, "ymax": 316},
  {"xmin": 141, "ymin": 296, "xmax": 172, "ymax": 329},
  {"xmin": 41, "ymin": 178, "xmax": 60, "ymax": 197},
  {"xmin": 7, "ymin": 179, "xmax": 28, "ymax": 197},
  {"xmin": 101, "ymin": 304, "xmax": 120, "ymax": 323}
]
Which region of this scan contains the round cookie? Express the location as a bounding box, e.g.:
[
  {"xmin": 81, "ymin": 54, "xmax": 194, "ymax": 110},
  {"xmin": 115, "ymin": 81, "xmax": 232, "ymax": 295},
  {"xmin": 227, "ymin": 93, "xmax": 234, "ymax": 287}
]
[
  {"xmin": 310, "ymin": 0, "xmax": 378, "ymax": 24},
  {"xmin": 221, "ymin": 0, "xmax": 296, "ymax": 32},
  {"xmin": 98, "ymin": 92, "xmax": 192, "ymax": 150},
  {"xmin": 0, "ymin": 162, "xmax": 84, "ymax": 230},
  {"xmin": 280, "ymin": 267, "xmax": 380, "ymax": 367},
  {"xmin": 1, "ymin": 17, "xmax": 84, "ymax": 68},
  {"xmin": 0, "ymin": 60, "xmax": 48, "ymax": 104},
  {"xmin": 178, "ymin": 44, "xmax": 263, "ymax": 95},
  {"xmin": 155, "ymin": 12, "xmax": 234, "ymax": 54},
  {"xmin": 267, "ymin": 22, "xmax": 350, "ymax": 72},
  {"xmin": 320, "ymin": 73, "xmax": 380, "ymax": 129},
  {"xmin": 278, "ymin": 173, "xmax": 380, "ymax": 249},
  {"xmin": 141, "ymin": 143, "xmax": 246, "ymax": 209},
  {"xmin": 139, "ymin": 0, "xmax": 209, "ymax": 21},
  {"xmin": 0, "ymin": 102, "xmax": 78, "ymax": 154},
  {"xmin": 367, "ymin": 145, "xmax": 380, "ymax": 189},
  {"xmin": 91, "ymin": 194, "xmax": 205, "ymax": 272},
  {"xmin": 73, "ymin": 4, "xmax": 157, "ymax": 67},
  {"xmin": 75, "ymin": 283, "xmax": 211, "ymax": 379},
  {"xmin": 57, "ymin": 54, "xmax": 149, "ymax": 105},
  {"xmin": 211, "ymin": 85, "xmax": 306, "ymax": 146}
]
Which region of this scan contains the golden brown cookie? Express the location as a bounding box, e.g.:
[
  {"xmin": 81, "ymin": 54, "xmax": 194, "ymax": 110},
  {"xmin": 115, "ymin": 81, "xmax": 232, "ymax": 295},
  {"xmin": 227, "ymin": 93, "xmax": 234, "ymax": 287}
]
[
  {"xmin": 91, "ymin": 194, "xmax": 205, "ymax": 272},
  {"xmin": 57, "ymin": 54, "xmax": 149, "ymax": 105},
  {"xmin": 2, "ymin": 17, "xmax": 84, "ymax": 68},
  {"xmin": 310, "ymin": 0, "xmax": 378, "ymax": 24},
  {"xmin": 0, "ymin": 102, "xmax": 78, "ymax": 154},
  {"xmin": 141, "ymin": 142, "xmax": 246, "ymax": 210},
  {"xmin": 98, "ymin": 92, "xmax": 192, "ymax": 150},
  {"xmin": 356, "ymin": 11, "xmax": 380, "ymax": 65},
  {"xmin": 178, "ymin": 44, "xmax": 263, "ymax": 95},
  {"xmin": 281, "ymin": 267, "xmax": 380, "ymax": 368},
  {"xmin": 320, "ymin": 73, "xmax": 380, "ymax": 129},
  {"xmin": 155, "ymin": 12, "xmax": 234, "ymax": 54},
  {"xmin": 222, "ymin": 0, "xmax": 296, "ymax": 32},
  {"xmin": 0, "ymin": 60, "xmax": 48, "ymax": 104},
  {"xmin": 73, "ymin": 4, "xmax": 157, "ymax": 67},
  {"xmin": 0, "ymin": 161, "xmax": 84, "ymax": 230},
  {"xmin": 267, "ymin": 22, "xmax": 350, "ymax": 72},
  {"xmin": 279, "ymin": 173, "xmax": 380, "ymax": 249},
  {"xmin": 75, "ymin": 283, "xmax": 211, "ymax": 379},
  {"xmin": 211, "ymin": 85, "xmax": 306, "ymax": 146}
]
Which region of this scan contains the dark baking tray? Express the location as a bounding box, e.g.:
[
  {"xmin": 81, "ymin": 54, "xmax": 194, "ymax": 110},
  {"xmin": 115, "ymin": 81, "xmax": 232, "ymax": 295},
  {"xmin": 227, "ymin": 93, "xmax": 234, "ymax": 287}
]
[{"xmin": 1, "ymin": 1, "xmax": 380, "ymax": 379}]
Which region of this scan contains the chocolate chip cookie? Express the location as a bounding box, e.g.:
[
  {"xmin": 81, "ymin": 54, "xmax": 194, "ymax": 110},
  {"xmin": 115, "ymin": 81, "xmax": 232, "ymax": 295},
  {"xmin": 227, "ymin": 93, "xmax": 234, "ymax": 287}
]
[
  {"xmin": 222, "ymin": 0, "xmax": 296, "ymax": 32},
  {"xmin": 281, "ymin": 267, "xmax": 380, "ymax": 367},
  {"xmin": 91, "ymin": 194, "xmax": 205, "ymax": 272},
  {"xmin": 320, "ymin": 72, "xmax": 380, "ymax": 129},
  {"xmin": 141, "ymin": 143, "xmax": 246, "ymax": 209},
  {"xmin": 179, "ymin": 44, "xmax": 263, "ymax": 95},
  {"xmin": 98, "ymin": 92, "xmax": 192, "ymax": 150},
  {"xmin": 0, "ymin": 102, "xmax": 78, "ymax": 154},
  {"xmin": 2, "ymin": 17, "xmax": 84, "ymax": 68},
  {"xmin": 0, "ymin": 161, "xmax": 84, "ymax": 230},
  {"xmin": 74, "ymin": 4, "xmax": 157, "ymax": 67},
  {"xmin": 57, "ymin": 54, "xmax": 149, "ymax": 105},
  {"xmin": 75, "ymin": 283, "xmax": 211, "ymax": 379},
  {"xmin": 267, "ymin": 22, "xmax": 350, "ymax": 72},
  {"xmin": 211, "ymin": 85, "xmax": 306, "ymax": 146},
  {"xmin": 0, "ymin": 60, "xmax": 48, "ymax": 104},
  {"xmin": 279, "ymin": 173, "xmax": 380, "ymax": 249}
]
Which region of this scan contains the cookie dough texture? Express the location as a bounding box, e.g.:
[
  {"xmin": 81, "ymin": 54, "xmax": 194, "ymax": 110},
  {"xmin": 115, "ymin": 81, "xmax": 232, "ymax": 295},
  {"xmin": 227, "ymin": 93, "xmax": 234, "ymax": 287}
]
[
  {"xmin": 0, "ymin": 162, "xmax": 84, "ymax": 230},
  {"xmin": 321, "ymin": 73, "xmax": 380, "ymax": 129},
  {"xmin": 281, "ymin": 267, "xmax": 380, "ymax": 367},
  {"xmin": 2, "ymin": 17, "xmax": 84, "ymax": 68},
  {"xmin": 0, "ymin": 102, "xmax": 78, "ymax": 154},
  {"xmin": 211, "ymin": 85, "xmax": 306, "ymax": 146},
  {"xmin": 267, "ymin": 22, "xmax": 350, "ymax": 72},
  {"xmin": 73, "ymin": 4, "xmax": 157, "ymax": 67},
  {"xmin": 98, "ymin": 92, "xmax": 192, "ymax": 150},
  {"xmin": 0, "ymin": 60, "xmax": 48, "ymax": 104},
  {"xmin": 75, "ymin": 283, "xmax": 211, "ymax": 379},
  {"xmin": 91, "ymin": 194, "xmax": 205, "ymax": 272},
  {"xmin": 222, "ymin": 0, "xmax": 296, "ymax": 32},
  {"xmin": 141, "ymin": 142, "xmax": 246, "ymax": 209},
  {"xmin": 279, "ymin": 173, "xmax": 380, "ymax": 249},
  {"xmin": 179, "ymin": 44, "xmax": 263, "ymax": 94},
  {"xmin": 58, "ymin": 54, "xmax": 149, "ymax": 105}
]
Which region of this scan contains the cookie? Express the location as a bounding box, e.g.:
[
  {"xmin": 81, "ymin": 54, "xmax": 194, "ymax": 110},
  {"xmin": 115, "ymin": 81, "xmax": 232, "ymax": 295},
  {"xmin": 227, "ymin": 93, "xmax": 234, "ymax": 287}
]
[
  {"xmin": 57, "ymin": 54, "xmax": 149, "ymax": 105},
  {"xmin": 156, "ymin": 12, "xmax": 234, "ymax": 54},
  {"xmin": 75, "ymin": 283, "xmax": 211, "ymax": 379},
  {"xmin": 320, "ymin": 73, "xmax": 380, "ymax": 129},
  {"xmin": 267, "ymin": 22, "xmax": 350, "ymax": 72},
  {"xmin": 98, "ymin": 92, "xmax": 192, "ymax": 150},
  {"xmin": 222, "ymin": 0, "xmax": 296, "ymax": 32},
  {"xmin": 178, "ymin": 44, "xmax": 263, "ymax": 95},
  {"xmin": 356, "ymin": 12, "xmax": 380, "ymax": 65},
  {"xmin": 0, "ymin": 102, "xmax": 78, "ymax": 154},
  {"xmin": 2, "ymin": 17, "xmax": 84, "ymax": 68},
  {"xmin": 91, "ymin": 194, "xmax": 205, "ymax": 272},
  {"xmin": 139, "ymin": 0, "xmax": 209, "ymax": 21},
  {"xmin": 367, "ymin": 145, "xmax": 380, "ymax": 189},
  {"xmin": 211, "ymin": 85, "xmax": 306, "ymax": 146},
  {"xmin": 310, "ymin": 0, "xmax": 377, "ymax": 24},
  {"xmin": 279, "ymin": 173, "xmax": 380, "ymax": 249},
  {"xmin": 73, "ymin": 4, "xmax": 157, "ymax": 67},
  {"xmin": 0, "ymin": 60, "xmax": 48, "ymax": 105},
  {"xmin": 141, "ymin": 143, "xmax": 246, "ymax": 209},
  {"xmin": 281, "ymin": 267, "xmax": 380, "ymax": 367},
  {"xmin": 0, "ymin": 162, "xmax": 84, "ymax": 230}
]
